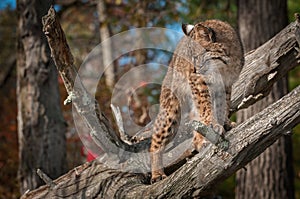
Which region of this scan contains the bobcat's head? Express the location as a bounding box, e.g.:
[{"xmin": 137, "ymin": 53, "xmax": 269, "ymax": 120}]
[{"xmin": 181, "ymin": 22, "xmax": 219, "ymax": 73}]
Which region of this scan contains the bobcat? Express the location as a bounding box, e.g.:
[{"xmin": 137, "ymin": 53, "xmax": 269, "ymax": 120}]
[{"xmin": 150, "ymin": 20, "xmax": 244, "ymax": 183}]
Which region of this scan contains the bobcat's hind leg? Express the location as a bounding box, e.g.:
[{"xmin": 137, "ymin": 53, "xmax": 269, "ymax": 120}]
[{"xmin": 150, "ymin": 88, "xmax": 180, "ymax": 183}]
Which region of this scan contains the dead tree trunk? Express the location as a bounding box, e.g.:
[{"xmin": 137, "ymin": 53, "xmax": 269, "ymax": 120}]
[
  {"xmin": 21, "ymin": 7, "xmax": 300, "ymax": 198},
  {"xmin": 17, "ymin": 1, "xmax": 66, "ymax": 195}
]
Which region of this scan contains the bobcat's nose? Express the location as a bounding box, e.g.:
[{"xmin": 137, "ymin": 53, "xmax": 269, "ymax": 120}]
[{"xmin": 182, "ymin": 24, "xmax": 194, "ymax": 35}]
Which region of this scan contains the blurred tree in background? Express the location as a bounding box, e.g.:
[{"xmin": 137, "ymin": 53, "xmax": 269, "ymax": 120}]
[
  {"xmin": 16, "ymin": 0, "xmax": 67, "ymax": 194},
  {"xmin": 0, "ymin": 0, "xmax": 299, "ymax": 198},
  {"xmin": 236, "ymin": 0, "xmax": 294, "ymax": 199},
  {"xmin": 0, "ymin": 5, "xmax": 18, "ymax": 198}
]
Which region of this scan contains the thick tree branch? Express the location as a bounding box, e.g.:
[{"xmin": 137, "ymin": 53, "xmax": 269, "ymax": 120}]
[
  {"xmin": 231, "ymin": 14, "xmax": 300, "ymax": 112},
  {"xmin": 20, "ymin": 7, "xmax": 300, "ymax": 198}
]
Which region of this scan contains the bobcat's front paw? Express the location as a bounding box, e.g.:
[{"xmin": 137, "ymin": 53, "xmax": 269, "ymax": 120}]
[{"xmin": 151, "ymin": 170, "xmax": 167, "ymax": 184}]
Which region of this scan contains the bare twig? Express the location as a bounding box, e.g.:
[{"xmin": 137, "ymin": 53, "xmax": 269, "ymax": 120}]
[
  {"xmin": 110, "ymin": 104, "xmax": 132, "ymax": 145},
  {"xmin": 36, "ymin": 169, "xmax": 55, "ymax": 187}
]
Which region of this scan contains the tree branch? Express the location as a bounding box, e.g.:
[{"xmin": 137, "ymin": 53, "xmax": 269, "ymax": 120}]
[{"xmin": 231, "ymin": 13, "xmax": 300, "ymax": 112}]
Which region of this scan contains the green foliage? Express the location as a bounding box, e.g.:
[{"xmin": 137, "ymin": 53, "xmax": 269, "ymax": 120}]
[
  {"xmin": 216, "ymin": 175, "xmax": 235, "ymax": 198},
  {"xmin": 290, "ymin": 67, "xmax": 300, "ymax": 199},
  {"xmin": 289, "ymin": 67, "xmax": 300, "ymax": 90},
  {"xmin": 288, "ymin": 0, "xmax": 300, "ymax": 22},
  {"xmin": 288, "ymin": 1, "xmax": 300, "ymax": 198}
]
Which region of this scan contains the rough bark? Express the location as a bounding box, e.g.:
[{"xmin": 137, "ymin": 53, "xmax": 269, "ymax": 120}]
[
  {"xmin": 236, "ymin": 1, "xmax": 294, "ymax": 199},
  {"xmin": 231, "ymin": 18, "xmax": 300, "ymax": 112},
  {"xmin": 20, "ymin": 7, "xmax": 300, "ymax": 198},
  {"xmin": 16, "ymin": 0, "xmax": 66, "ymax": 194}
]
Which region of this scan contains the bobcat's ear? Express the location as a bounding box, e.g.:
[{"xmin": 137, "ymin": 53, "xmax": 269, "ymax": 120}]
[
  {"xmin": 198, "ymin": 24, "xmax": 216, "ymax": 42},
  {"xmin": 182, "ymin": 24, "xmax": 194, "ymax": 36}
]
